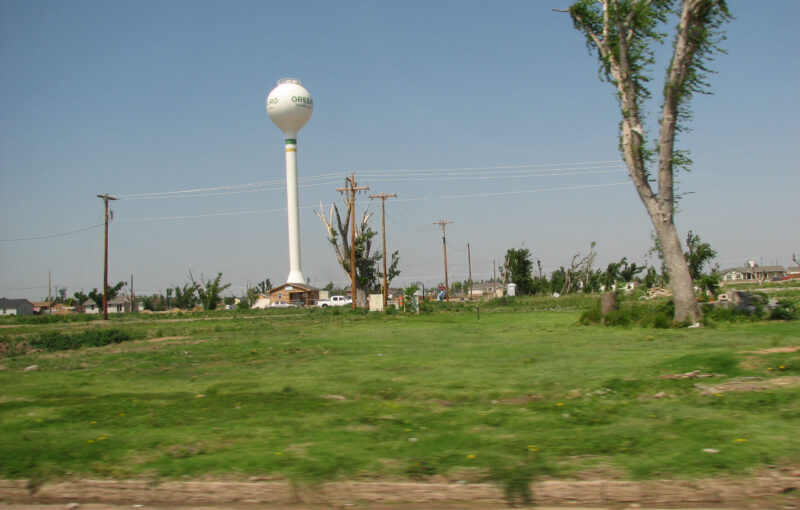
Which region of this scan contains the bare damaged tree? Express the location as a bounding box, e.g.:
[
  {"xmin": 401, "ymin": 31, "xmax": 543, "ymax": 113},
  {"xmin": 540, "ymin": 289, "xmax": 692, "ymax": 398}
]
[
  {"xmin": 315, "ymin": 201, "xmax": 375, "ymax": 308},
  {"xmin": 751, "ymin": 264, "xmax": 767, "ymax": 286},
  {"xmin": 565, "ymin": 241, "xmax": 598, "ymax": 293},
  {"xmin": 566, "ymin": 0, "xmax": 731, "ymax": 323}
]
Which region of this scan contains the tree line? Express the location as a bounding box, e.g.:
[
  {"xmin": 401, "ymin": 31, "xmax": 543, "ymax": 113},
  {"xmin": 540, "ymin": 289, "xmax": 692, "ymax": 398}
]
[{"xmin": 499, "ymin": 232, "xmax": 718, "ymax": 298}]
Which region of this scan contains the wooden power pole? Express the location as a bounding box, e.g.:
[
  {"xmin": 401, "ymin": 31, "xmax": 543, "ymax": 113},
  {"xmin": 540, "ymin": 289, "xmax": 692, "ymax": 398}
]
[
  {"xmin": 130, "ymin": 274, "xmax": 136, "ymax": 314},
  {"xmin": 97, "ymin": 194, "xmax": 117, "ymax": 320},
  {"xmin": 467, "ymin": 242, "xmax": 473, "ymax": 300},
  {"xmin": 434, "ymin": 220, "xmax": 453, "ymax": 300},
  {"xmin": 369, "ymin": 193, "xmax": 397, "ymax": 309},
  {"xmin": 337, "ymin": 175, "xmax": 369, "ymax": 310}
]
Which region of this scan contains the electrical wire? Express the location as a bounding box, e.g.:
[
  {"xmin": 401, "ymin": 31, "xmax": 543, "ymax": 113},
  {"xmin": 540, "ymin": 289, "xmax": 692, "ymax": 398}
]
[
  {"xmin": 118, "ymin": 181, "xmax": 630, "ymax": 222},
  {"xmin": 112, "ymin": 158, "xmax": 626, "ymax": 200},
  {"xmin": 396, "ymin": 181, "xmax": 630, "ymax": 202},
  {"xmin": 0, "ymin": 223, "xmax": 104, "ymax": 242}
]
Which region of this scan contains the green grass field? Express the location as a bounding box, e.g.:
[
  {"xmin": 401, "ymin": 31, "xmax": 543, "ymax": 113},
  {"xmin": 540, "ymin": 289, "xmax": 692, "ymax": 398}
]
[{"xmin": 1, "ymin": 300, "xmax": 799, "ymax": 490}]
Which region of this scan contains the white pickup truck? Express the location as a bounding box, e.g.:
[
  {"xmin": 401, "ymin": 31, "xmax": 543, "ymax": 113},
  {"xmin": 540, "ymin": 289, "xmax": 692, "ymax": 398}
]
[{"xmin": 315, "ymin": 295, "xmax": 352, "ymax": 308}]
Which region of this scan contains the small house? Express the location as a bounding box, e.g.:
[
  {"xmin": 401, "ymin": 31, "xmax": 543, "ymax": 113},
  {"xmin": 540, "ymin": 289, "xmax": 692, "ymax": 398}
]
[
  {"xmin": 720, "ymin": 264, "xmax": 785, "ymax": 282},
  {"xmin": 31, "ymin": 301, "xmax": 54, "ymax": 314},
  {"xmin": 268, "ymin": 283, "xmax": 319, "ymax": 307},
  {"xmin": 0, "ymin": 298, "xmax": 34, "ymax": 316},
  {"xmin": 106, "ymin": 295, "xmax": 143, "ymax": 313},
  {"xmin": 251, "ymin": 294, "xmax": 271, "ymax": 309},
  {"xmin": 83, "ymin": 299, "xmax": 100, "ymax": 314}
]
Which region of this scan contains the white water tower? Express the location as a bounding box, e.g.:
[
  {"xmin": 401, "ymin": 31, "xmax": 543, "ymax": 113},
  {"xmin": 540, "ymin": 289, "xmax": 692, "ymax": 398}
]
[{"xmin": 267, "ymin": 78, "xmax": 313, "ymax": 284}]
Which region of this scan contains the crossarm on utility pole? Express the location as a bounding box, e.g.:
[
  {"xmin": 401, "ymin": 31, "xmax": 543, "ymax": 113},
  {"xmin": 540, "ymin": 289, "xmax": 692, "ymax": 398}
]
[
  {"xmin": 337, "ymin": 175, "xmax": 369, "ymax": 310},
  {"xmin": 434, "ymin": 220, "xmax": 454, "ymax": 300},
  {"xmin": 96, "ymin": 194, "xmax": 117, "ymax": 320}
]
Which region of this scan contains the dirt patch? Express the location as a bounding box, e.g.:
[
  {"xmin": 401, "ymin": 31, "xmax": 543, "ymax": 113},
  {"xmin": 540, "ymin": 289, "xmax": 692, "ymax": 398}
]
[
  {"xmin": 658, "ymin": 370, "xmax": 725, "ymax": 379},
  {"xmin": 0, "ymin": 473, "xmax": 797, "ymax": 508},
  {"xmin": 145, "ymin": 336, "xmax": 192, "ymax": 343},
  {"xmin": 742, "ymin": 345, "xmax": 800, "ymax": 354},
  {"xmin": 695, "ymin": 376, "xmax": 800, "ymax": 395},
  {"xmin": 34, "ymin": 336, "xmax": 198, "ymax": 359},
  {"xmin": 498, "ymin": 394, "xmax": 544, "ymax": 405}
]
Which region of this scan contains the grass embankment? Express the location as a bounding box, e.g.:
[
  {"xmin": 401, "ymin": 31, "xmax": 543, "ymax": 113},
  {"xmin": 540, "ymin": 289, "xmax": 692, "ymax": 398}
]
[{"xmin": 1, "ymin": 301, "xmax": 798, "ymax": 489}]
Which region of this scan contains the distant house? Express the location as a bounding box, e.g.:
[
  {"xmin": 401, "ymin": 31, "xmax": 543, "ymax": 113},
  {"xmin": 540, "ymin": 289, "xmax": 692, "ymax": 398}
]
[
  {"xmin": 469, "ymin": 281, "xmax": 503, "ymax": 299},
  {"xmin": 50, "ymin": 303, "xmax": 74, "ymax": 315},
  {"xmin": 268, "ymin": 283, "xmax": 319, "ymax": 307},
  {"xmin": 784, "ymin": 266, "xmax": 800, "ymax": 280},
  {"xmin": 106, "ymin": 295, "xmax": 143, "ymax": 313},
  {"xmin": 251, "ymin": 293, "xmax": 271, "ymax": 309},
  {"xmin": 0, "ymin": 298, "xmax": 34, "ymax": 316},
  {"xmin": 83, "ymin": 299, "xmax": 100, "ymax": 314},
  {"xmin": 31, "ymin": 301, "xmax": 54, "ymax": 314},
  {"xmin": 720, "ymin": 264, "xmax": 785, "ymax": 282}
]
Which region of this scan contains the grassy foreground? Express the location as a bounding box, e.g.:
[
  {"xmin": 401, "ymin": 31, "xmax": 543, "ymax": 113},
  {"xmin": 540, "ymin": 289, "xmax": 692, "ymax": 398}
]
[{"xmin": 1, "ymin": 304, "xmax": 799, "ymax": 488}]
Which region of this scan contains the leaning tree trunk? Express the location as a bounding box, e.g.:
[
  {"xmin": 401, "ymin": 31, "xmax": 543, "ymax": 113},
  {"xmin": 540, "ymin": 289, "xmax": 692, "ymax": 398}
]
[
  {"xmin": 568, "ymin": 0, "xmax": 715, "ymax": 324},
  {"xmin": 653, "ymin": 220, "xmax": 700, "ymax": 323},
  {"xmin": 355, "ymin": 288, "xmax": 369, "ymax": 308}
]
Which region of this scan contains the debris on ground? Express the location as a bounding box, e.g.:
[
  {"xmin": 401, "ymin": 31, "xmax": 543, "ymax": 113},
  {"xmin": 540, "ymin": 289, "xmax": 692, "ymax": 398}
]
[
  {"xmin": 696, "ymin": 376, "xmax": 800, "ymax": 395},
  {"xmin": 741, "ymin": 345, "xmax": 800, "ymax": 354},
  {"xmin": 658, "ymin": 370, "xmax": 725, "ymax": 379}
]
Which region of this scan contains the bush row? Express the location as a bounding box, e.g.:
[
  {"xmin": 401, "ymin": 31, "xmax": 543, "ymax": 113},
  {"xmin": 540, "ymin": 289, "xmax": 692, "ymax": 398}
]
[
  {"xmin": 29, "ymin": 328, "xmax": 144, "ymax": 352},
  {"xmin": 580, "ymin": 294, "xmax": 798, "ymax": 328}
]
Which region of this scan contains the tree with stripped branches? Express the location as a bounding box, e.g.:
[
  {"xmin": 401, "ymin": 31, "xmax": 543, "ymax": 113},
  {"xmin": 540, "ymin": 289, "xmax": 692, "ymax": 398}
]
[{"xmin": 565, "ymin": 0, "xmax": 731, "ymax": 323}]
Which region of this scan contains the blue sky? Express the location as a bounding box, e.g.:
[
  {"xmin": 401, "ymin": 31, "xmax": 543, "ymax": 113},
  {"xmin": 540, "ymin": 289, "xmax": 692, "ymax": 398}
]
[{"xmin": 1, "ymin": 0, "xmax": 798, "ymax": 300}]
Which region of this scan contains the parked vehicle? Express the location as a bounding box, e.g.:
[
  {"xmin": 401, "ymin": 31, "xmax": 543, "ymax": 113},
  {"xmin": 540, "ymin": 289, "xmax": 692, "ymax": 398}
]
[
  {"xmin": 269, "ymin": 302, "xmax": 298, "ymax": 308},
  {"xmin": 315, "ymin": 295, "xmax": 352, "ymax": 308}
]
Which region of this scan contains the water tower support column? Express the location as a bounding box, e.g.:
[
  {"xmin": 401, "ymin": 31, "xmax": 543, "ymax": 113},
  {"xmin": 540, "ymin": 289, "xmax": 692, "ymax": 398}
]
[{"xmin": 284, "ymin": 137, "xmax": 304, "ymax": 284}]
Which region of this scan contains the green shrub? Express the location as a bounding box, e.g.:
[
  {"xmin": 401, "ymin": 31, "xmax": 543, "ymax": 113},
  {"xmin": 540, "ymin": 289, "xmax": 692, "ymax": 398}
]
[
  {"xmin": 579, "ymin": 303, "xmax": 602, "ymax": 325},
  {"xmin": 7, "ymin": 314, "xmax": 96, "ymax": 325},
  {"xmin": 653, "ymin": 314, "xmax": 672, "ymax": 329},
  {"xmin": 579, "ymin": 296, "xmax": 677, "ymax": 328},
  {"xmin": 770, "ymin": 300, "xmax": 798, "ymax": 321},
  {"xmin": 29, "ymin": 328, "xmax": 143, "ymax": 352},
  {"xmin": 603, "ymin": 309, "xmax": 632, "ymax": 326}
]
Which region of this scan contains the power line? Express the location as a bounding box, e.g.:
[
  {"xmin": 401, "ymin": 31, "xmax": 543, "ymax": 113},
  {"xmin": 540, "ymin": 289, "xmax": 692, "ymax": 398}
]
[
  {"xmin": 118, "ymin": 181, "xmax": 630, "ymax": 223},
  {"xmin": 0, "ymin": 223, "xmax": 104, "ymax": 242},
  {"xmin": 358, "ymin": 164, "xmax": 626, "ymax": 180},
  {"xmin": 397, "ymin": 181, "xmax": 630, "ymax": 202},
  {"xmin": 112, "ymin": 158, "xmax": 626, "ymax": 200}
]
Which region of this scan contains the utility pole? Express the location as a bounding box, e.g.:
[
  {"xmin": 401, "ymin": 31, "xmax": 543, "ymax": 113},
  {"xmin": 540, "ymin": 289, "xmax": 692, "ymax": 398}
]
[
  {"xmin": 434, "ymin": 220, "xmax": 453, "ymax": 300},
  {"xmin": 47, "ymin": 271, "xmax": 52, "ymax": 314},
  {"xmin": 97, "ymin": 194, "xmax": 117, "ymax": 320},
  {"xmin": 130, "ymin": 274, "xmax": 136, "ymax": 314},
  {"xmin": 337, "ymin": 175, "xmax": 369, "ymax": 310},
  {"xmin": 467, "ymin": 243, "xmax": 473, "ymax": 300},
  {"xmin": 369, "ymin": 192, "xmax": 397, "ymax": 309}
]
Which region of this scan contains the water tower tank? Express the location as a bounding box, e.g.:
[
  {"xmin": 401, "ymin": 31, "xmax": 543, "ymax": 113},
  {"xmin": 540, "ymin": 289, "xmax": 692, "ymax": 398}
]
[{"xmin": 267, "ymin": 79, "xmax": 313, "ymax": 138}]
